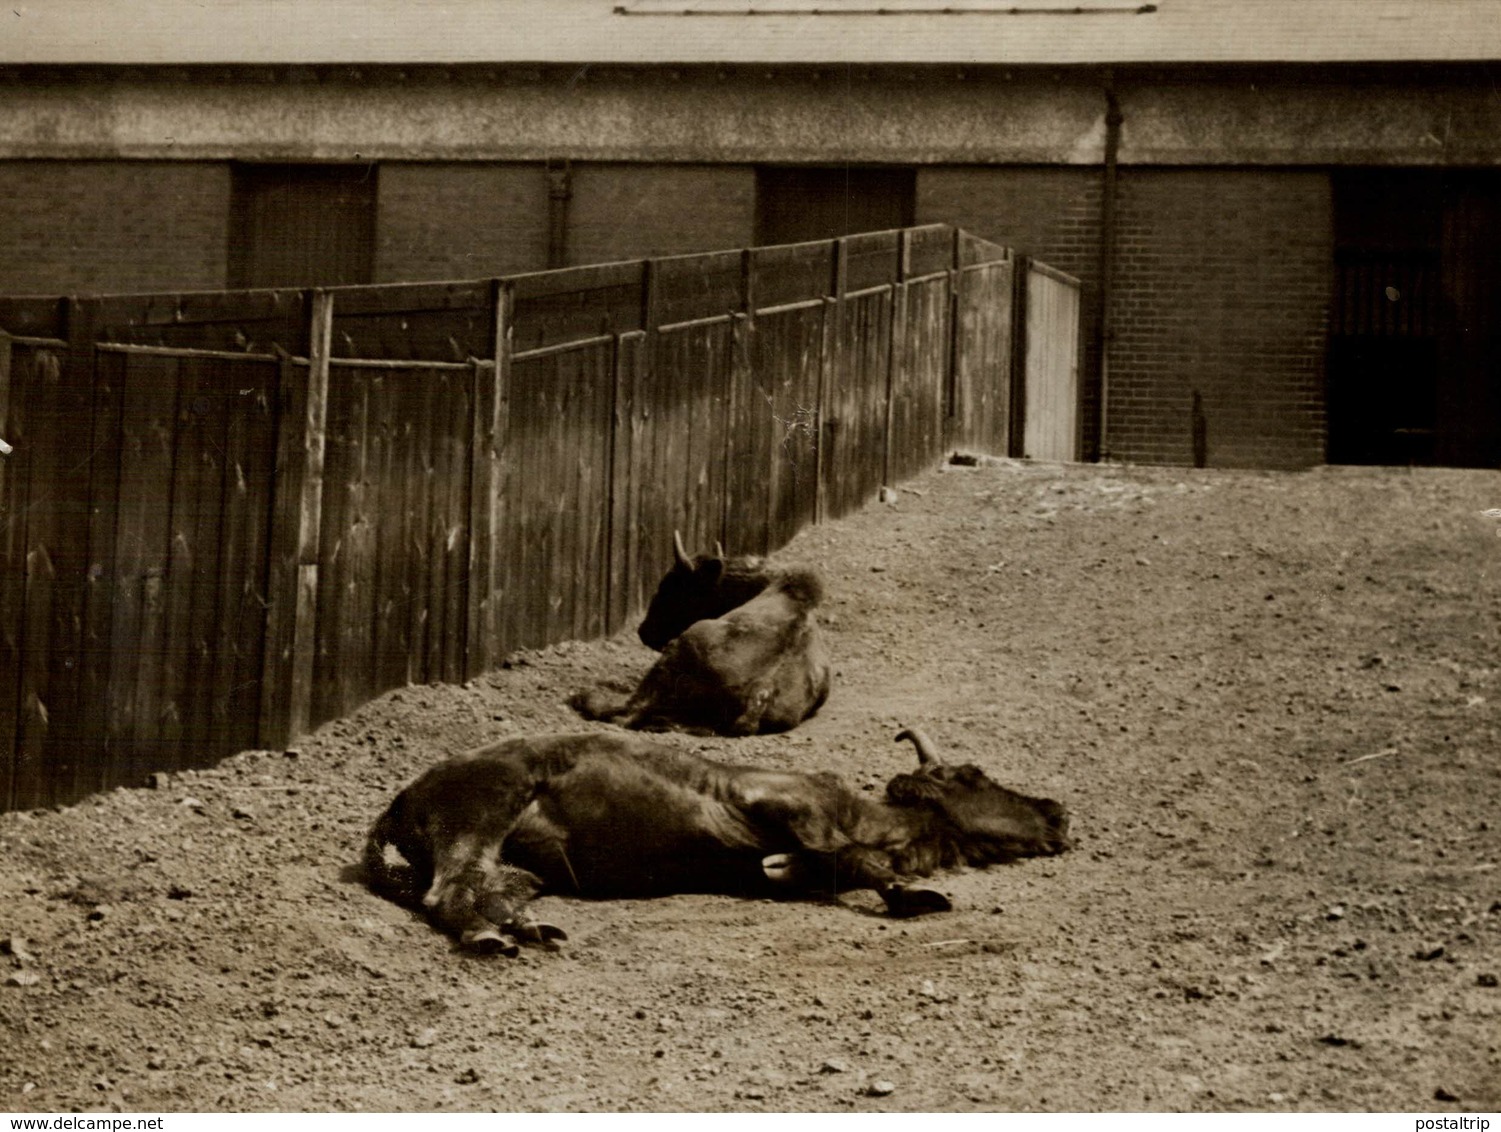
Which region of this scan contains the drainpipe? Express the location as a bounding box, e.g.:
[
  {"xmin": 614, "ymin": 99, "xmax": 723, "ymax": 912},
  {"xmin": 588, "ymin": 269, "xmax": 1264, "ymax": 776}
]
[
  {"xmin": 1097, "ymin": 74, "xmax": 1123, "ymax": 461},
  {"xmin": 546, "ymin": 158, "xmax": 572, "ymax": 269}
]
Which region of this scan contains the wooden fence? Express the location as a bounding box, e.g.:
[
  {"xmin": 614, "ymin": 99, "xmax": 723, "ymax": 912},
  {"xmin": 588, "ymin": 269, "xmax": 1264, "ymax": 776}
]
[{"xmin": 0, "ymin": 224, "xmax": 1081, "ymax": 812}]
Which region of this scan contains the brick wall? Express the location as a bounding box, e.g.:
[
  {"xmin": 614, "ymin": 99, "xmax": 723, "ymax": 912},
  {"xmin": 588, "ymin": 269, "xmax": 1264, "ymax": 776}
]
[
  {"xmin": 377, "ymin": 162, "xmax": 549, "ymax": 282},
  {"xmin": 378, "ymin": 162, "xmax": 755, "ymax": 281},
  {"xmin": 919, "ymin": 166, "xmax": 1104, "ymax": 458},
  {"xmin": 921, "ymin": 165, "xmax": 1334, "ymax": 468},
  {"xmin": 1107, "ymin": 170, "xmax": 1332, "ymax": 468},
  {"xmin": 567, "ymin": 163, "xmax": 754, "ymax": 266},
  {"xmin": 0, "ymin": 161, "xmax": 229, "ymax": 294}
]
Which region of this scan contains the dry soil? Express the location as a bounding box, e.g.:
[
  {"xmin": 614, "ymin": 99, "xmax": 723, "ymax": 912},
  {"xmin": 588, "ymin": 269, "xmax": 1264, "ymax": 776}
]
[{"xmin": 2, "ymin": 458, "xmax": 1499, "ymax": 1113}]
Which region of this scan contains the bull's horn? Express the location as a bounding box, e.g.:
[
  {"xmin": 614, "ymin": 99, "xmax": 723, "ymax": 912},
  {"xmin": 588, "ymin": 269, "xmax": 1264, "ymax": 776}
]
[
  {"xmin": 673, "ymin": 529, "xmax": 693, "ymax": 568},
  {"xmin": 896, "ymin": 727, "xmax": 941, "ymax": 767},
  {"xmin": 714, "ymin": 540, "xmax": 726, "ymax": 559}
]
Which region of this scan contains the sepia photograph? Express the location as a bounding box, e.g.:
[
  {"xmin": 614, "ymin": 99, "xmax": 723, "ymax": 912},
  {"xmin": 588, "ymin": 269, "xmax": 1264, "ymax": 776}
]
[{"xmin": 0, "ymin": 0, "xmax": 1498, "ymax": 1115}]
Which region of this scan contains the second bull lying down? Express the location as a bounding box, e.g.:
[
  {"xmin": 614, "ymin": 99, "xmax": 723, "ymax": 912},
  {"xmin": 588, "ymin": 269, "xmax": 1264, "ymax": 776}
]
[
  {"xmin": 364, "ymin": 728, "xmax": 1071, "ymax": 954},
  {"xmin": 569, "ymin": 532, "xmax": 830, "ymax": 735}
]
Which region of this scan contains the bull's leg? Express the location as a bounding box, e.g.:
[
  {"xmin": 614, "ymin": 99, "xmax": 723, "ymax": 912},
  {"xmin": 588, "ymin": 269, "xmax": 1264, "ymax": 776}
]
[
  {"xmin": 836, "ymin": 846, "xmax": 953, "ymax": 918},
  {"xmin": 423, "ymin": 838, "xmax": 563, "ymax": 955},
  {"xmin": 472, "ymin": 864, "xmax": 567, "ymax": 952},
  {"xmin": 727, "ymin": 686, "xmax": 774, "ymax": 736}
]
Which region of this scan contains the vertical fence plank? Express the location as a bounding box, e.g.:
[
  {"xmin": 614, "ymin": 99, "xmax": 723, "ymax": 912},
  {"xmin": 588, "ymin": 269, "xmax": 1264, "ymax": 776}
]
[
  {"xmin": 402, "ymin": 367, "xmax": 436, "ymax": 683},
  {"xmin": 209, "ymin": 359, "xmax": 278, "ymax": 760},
  {"xmin": 14, "ymin": 301, "xmax": 98, "ymax": 807},
  {"xmin": 1009, "ymin": 255, "xmax": 1031, "ymax": 458},
  {"xmin": 370, "ymin": 365, "xmax": 408, "ymax": 692},
  {"xmin": 258, "ymin": 291, "xmax": 330, "ymax": 750},
  {"xmin": 466, "ymin": 347, "xmax": 500, "ymax": 678},
  {"xmin": 608, "ymin": 331, "xmax": 644, "ymax": 629},
  {"xmin": 75, "ymin": 349, "xmax": 125, "ymax": 795},
  {"xmin": 442, "ymin": 369, "xmax": 472, "ymax": 683},
  {"xmin": 104, "ymin": 352, "xmax": 172, "ymax": 788},
  {"xmin": 0, "ymin": 333, "xmax": 26, "ymax": 809}
]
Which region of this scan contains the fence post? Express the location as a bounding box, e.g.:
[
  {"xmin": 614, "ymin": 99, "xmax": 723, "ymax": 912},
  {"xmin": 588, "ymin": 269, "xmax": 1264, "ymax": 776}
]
[
  {"xmin": 1009, "ymin": 255, "xmax": 1031, "ymax": 459},
  {"xmin": 815, "ymin": 239, "xmax": 847, "ymax": 525},
  {"xmin": 464, "ymin": 280, "xmax": 511, "ymax": 678},
  {"xmin": 946, "ymin": 226, "xmax": 964, "ymax": 450},
  {"xmin": 607, "ymin": 327, "xmax": 645, "ymax": 634},
  {"xmin": 884, "ymin": 231, "xmax": 912, "ymax": 487},
  {"xmin": 258, "ymin": 290, "xmax": 332, "ymax": 750},
  {"xmin": 0, "ymin": 330, "xmax": 16, "ymax": 810},
  {"xmin": 721, "ymin": 249, "xmax": 754, "ymax": 546}
]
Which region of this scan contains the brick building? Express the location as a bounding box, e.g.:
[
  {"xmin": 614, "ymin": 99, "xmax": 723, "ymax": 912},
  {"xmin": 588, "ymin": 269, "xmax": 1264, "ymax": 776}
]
[{"xmin": 3, "ymin": 1, "xmax": 1500, "ymax": 467}]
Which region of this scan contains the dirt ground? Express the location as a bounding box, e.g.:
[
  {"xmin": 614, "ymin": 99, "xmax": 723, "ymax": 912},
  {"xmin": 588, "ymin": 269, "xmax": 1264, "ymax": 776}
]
[{"xmin": 2, "ymin": 458, "xmax": 1499, "ymax": 1113}]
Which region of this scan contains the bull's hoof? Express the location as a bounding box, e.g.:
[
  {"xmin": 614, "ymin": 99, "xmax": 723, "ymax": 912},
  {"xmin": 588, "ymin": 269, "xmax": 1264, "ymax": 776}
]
[
  {"xmin": 461, "ymin": 926, "xmax": 521, "ymax": 957},
  {"xmin": 507, "ymin": 921, "xmax": 568, "ymax": 946},
  {"xmin": 882, "ymin": 885, "xmax": 953, "ymax": 919}
]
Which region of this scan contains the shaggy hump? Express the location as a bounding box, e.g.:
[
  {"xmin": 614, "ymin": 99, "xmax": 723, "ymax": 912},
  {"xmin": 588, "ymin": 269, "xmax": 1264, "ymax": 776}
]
[{"xmin": 776, "ymin": 568, "xmax": 824, "ymax": 608}]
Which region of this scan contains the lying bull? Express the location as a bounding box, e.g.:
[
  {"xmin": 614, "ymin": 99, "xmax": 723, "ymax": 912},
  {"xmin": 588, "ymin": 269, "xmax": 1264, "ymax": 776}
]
[
  {"xmin": 569, "ymin": 532, "xmax": 831, "ymax": 735},
  {"xmin": 363, "ymin": 727, "xmax": 1070, "ymax": 954}
]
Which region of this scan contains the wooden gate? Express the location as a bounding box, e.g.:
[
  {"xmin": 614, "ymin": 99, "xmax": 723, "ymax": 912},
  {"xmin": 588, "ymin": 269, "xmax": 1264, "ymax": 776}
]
[{"xmin": 1020, "ymin": 260, "xmax": 1083, "ymax": 461}]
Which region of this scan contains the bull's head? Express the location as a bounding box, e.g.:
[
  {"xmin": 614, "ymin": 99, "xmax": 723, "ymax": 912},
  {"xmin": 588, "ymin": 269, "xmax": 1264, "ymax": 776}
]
[
  {"xmin": 636, "ymin": 531, "xmax": 744, "ymax": 651},
  {"xmin": 885, "ymin": 728, "xmax": 1072, "ymax": 864}
]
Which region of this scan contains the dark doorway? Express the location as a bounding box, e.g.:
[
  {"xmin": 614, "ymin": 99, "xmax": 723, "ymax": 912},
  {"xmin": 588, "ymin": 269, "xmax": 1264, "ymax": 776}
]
[
  {"xmin": 229, "ymin": 164, "xmax": 377, "ymax": 289},
  {"xmin": 1329, "ymin": 170, "xmax": 1501, "ymax": 467},
  {"xmin": 755, "ymin": 166, "xmax": 915, "ymax": 245}
]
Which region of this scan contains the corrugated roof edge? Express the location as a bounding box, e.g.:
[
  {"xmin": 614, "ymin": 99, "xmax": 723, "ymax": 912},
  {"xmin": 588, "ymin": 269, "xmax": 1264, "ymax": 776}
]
[{"xmin": 3, "ymin": 1, "xmax": 1501, "ymax": 67}]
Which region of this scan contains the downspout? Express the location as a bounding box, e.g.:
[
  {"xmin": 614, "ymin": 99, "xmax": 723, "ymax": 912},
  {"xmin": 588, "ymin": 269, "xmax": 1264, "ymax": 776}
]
[
  {"xmin": 546, "ymin": 158, "xmax": 573, "ymax": 270},
  {"xmin": 1097, "ymin": 74, "xmax": 1123, "ymax": 462}
]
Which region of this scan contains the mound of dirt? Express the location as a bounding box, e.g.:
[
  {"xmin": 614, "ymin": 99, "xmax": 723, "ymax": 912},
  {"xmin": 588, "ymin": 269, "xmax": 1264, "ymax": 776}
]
[{"xmin": 2, "ymin": 460, "xmax": 1498, "ymax": 1112}]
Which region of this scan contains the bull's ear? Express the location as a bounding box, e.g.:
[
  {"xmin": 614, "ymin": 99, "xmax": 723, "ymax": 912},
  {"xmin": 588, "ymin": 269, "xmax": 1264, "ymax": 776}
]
[
  {"xmin": 886, "ymin": 773, "xmax": 944, "ymax": 806},
  {"xmin": 700, "ymin": 556, "xmax": 725, "ymax": 584}
]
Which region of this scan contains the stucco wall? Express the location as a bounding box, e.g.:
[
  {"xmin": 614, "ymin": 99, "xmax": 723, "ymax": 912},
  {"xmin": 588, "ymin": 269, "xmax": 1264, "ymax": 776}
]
[
  {"xmin": 3, "ymin": 67, "xmax": 1499, "ymax": 168},
  {"xmin": 0, "ymin": 69, "xmax": 1104, "ymax": 165}
]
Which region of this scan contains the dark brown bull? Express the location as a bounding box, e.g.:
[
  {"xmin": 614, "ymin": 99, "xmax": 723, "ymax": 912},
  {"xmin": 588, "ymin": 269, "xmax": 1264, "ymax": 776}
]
[
  {"xmin": 363, "ymin": 728, "xmax": 1071, "ymax": 954},
  {"xmin": 569, "ymin": 532, "xmax": 831, "ymax": 735}
]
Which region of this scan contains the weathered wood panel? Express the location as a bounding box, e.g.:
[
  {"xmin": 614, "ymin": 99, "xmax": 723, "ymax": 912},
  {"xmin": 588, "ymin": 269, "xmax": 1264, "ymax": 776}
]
[
  {"xmin": 0, "ymin": 339, "xmax": 57, "ymax": 809},
  {"xmin": 951, "ymin": 259, "xmax": 1015, "ymax": 455},
  {"xmin": 606, "ymin": 331, "xmax": 646, "ymax": 633},
  {"xmin": 499, "ymin": 340, "xmax": 614, "ymax": 653},
  {"xmin": 744, "ymin": 304, "xmax": 824, "ymax": 549},
  {"xmin": 0, "ymin": 334, "xmax": 16, "ymax": 808},
  {"xmin": 312, "ymin": 361, "xmax": 476, "ymax": 727},
  {"xmin": 822, "ymin": 288, "xmax": 892, "ymax": 521},
  {"xmin": 751, "ymin": 241, "xmax": 833, "ymax": 312},
  {"xmin": 258, "ymin": 294, "xmax": 330, "ymax": 751},
  {"xmin": 890, "ymin": 273, "xmax": 953, "ymax": 484},
  {"xmin": 1022, "ymin": 263, "xmax": 1084, "ymax": 462},
  {"xmin": 723, "ymin": 312, "xmax": 775, "ymax": 557},
  {"xmin": 9, "ymin": 303, "xmax": 98, "ymax": 809},
  {"xmin": 206, "ymin": 359, "xmax": 279, "ymax": 767},
  {"xmin": 96, "ymin": 288, "xmax": 307, "ymax": 354},
  {"xmin": 639, "ymin": 318, "xmax": 733, "ymax": 574},
  {"xmin": 90, "ymin": 350, "xmax": 282, "ymax": 784}
]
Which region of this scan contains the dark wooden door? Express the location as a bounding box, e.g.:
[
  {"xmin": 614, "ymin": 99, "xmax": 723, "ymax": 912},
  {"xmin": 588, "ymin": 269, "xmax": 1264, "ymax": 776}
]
[
  {"xmin": 230, "ymin": 165, "xmax": 377, "ymax": 289},
  {"xmin": 1437, "ymin": 173, "xmax": 1501, "ymax": 467},
  {"xmin": 755, "ymin": 166, "xmax": 915, "ymax": 246},
  {"xmin": 1329, "ymin": 170, "xmax": 1501, "ymax": 467}
]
